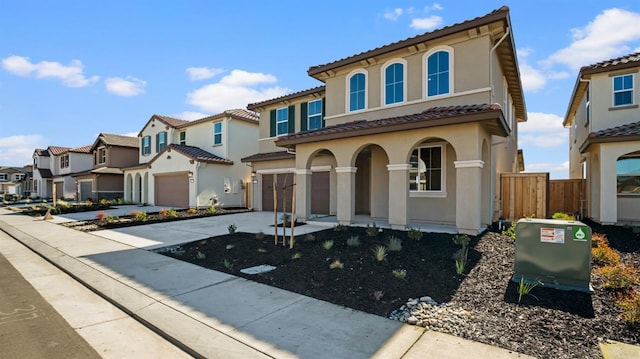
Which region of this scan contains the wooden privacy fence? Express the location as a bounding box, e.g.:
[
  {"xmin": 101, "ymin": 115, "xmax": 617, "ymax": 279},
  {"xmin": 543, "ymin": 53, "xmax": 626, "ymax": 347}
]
[{"xmin": 500, "ymin": 173, "xmax": 586, "ymax": 221}]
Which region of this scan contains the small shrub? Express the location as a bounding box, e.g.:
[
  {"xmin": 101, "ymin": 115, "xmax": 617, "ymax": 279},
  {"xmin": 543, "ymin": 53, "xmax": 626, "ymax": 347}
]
[
  {"xmin": 392, "ymin": 269, "xmax": 407, "ymax": 280},
  {"xmin": 99, "ymin": 198, "xmax": 109, "ymax": 206},
  {"xmin": 502, "ymin": 222, "xmax": 516, "ymax": 240},
  {"xmin": 207, "ymin": 205, "xmax": 217, "ymax": 215},
  {"xmin": 255, "ymin": 231, "xmax": 265, "ymax": 240},
  {"xmin": 333, "ymin": 224, "xmax": 347, "ymax": 231},
  {"xmin": 592, "ymin": 246, "xmax": 620, "ymax": 267},
  {"xmin": 131, "ymin": 210, "xmax": 147, "ymax": 222},
  {"xmin": 281, "ymin": 213, "xmax": 292, "ymax": 226},
  {"xmin": 304, "ymin": 233, "xmax": 315, "ymax": 242},
  {"xmin": 95, "ymin": 211, "xmax": 107, "ymax": 222},
  {"xmin": 366, "ymin": 223, "xmax": 380, "ymax": 237},
  {"xmin": 371, "ymin": 290, "xmax": 384, "ymax": 301},
  {"xmin": 372, "ymin": 245, "xmax": 388, "ymax": 262},
  {"xmin": 616, "ymin": 291, "xmax": 640, "ymax": 327},
  {"xmin": 56, "ymin": 200, "xmax": 71, "ymax": 209},
  {"xmin": 453, "ymin": 247, "xmax": 468, "ymax": 275},
  {"xmin": 159, "ymin": 208, "xmax": 169, "ymax": 217},
  {"xmin": 329, "ymin": 259, "xmax": 344, "ymax": 269},
  {"xmin": 387, "ymin": 236, "xmax": 402, "ymax": 252},
  {"xmin": 552, "ymin": 212, "xmax": 576, "ymax": 220},
  {"xmin": 346, "ymin": 236, "xmax": 360, "ymax": 247},
  {"xmin": 322, "ymin": 240, "xmax": 334, "ymax": 250},
  {"xmin": 452, "ymin": 234, "xmax": 470, "ymax": 248},
  {"xmin": 592, "ymin": 233, "xmax": 609, "ymax": 248},
  {"xmin": 223, "ymin": 259, "xmax": 233, "ymax": 270},
  {"xmin": 291, "ymin": 252, "xmax": 302, "ymax": 259},
  {"xmin": 106, "ymin": 215, "xmax": 118, "ymax": 223},
  {"xmin": 517, "ymin": 277, "xmax": 542, "ymax": 304},
  {"xmin": 187, "ymin": 208, "xmax": 197, "ymax": 214},
  {"xmin": 85, "ymin": 199, "xmax": 93, "ymax": 207},
  {"xmin": 407, "ymin": 227, "xmax": 423, "ymax": 241},
  {"xmin": 228, "ymin": 224, "xmax": 237, "ymax": 234},
  {"xmin": 597, "ymin": 265, "xmax": 638, "ymax": 291},
  {"xmin": 195, "ymin": 251, "xmax": 206, "ymax": 260},
  {"xmin": 167, "ymin": 209, "xmax": 178, "ymax": 218}
]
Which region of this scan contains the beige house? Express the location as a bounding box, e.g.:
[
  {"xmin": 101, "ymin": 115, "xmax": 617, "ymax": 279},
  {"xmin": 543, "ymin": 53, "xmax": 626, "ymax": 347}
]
[
  {"xmin": 564, "ymin": 52, "xmax": 640, "ymax": 225},
  {"xmin": 124, "ymin": 110, "xmax": 259, "ymax": 208},
  {"xmin": 31, "ymin": 145, "xmax": 93, "ymax": 200},
  {"xmin": 243, "ymin": 6, "xmax": 526, "ymax": 235},
  {"xmin": 74, "ymin": 133, "xmax": 139, "ymax": 201},
  {"xmin": 0, "ymin": 166, "xmax": 31, "ymax": 196}
]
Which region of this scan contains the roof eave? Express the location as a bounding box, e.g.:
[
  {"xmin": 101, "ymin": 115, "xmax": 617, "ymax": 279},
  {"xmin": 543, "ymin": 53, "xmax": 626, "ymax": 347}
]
[{"xmin": 580, "ymin": 134, "xmax": 640, "ymax": 153}]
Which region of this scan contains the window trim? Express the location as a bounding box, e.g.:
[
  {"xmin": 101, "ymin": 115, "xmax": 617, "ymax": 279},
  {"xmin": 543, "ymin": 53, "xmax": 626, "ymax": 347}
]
[
  {"xmin": 424, "ymin": 46, "xmax": 453, "ymax": 98},
  {"xmin": 141, "ymin": 136, "xmax": 151, "ymax": 156},
  {"xmin": 409, "ymin": 142, "xmax": 447, "ymax": 198},
  {"xmin": 382, "ymin": 59, "xmax": 407, "ymax": 106},
  {"xmin": 0, "ymin": 173, "xmax": 7, "ymax": 181},
  {"xmin": 276, "ymin": 107, "xmax": 289, "ymax": 136},
  {"xmin": 617, "ymin": 154, "xmax": 640, "ymax": 195},
  {"xmin": 213, "ymin": 121, "xmax": 223, "ymax": 145},
  {"xmin": 156, "ymin": 131, "xmax": 167, "ymax": 153},
  {"xmin": 307, "ymin": 99, "xmax": 323, "ymax": 130},
  {"xmin": 60, "ymin": 154, "xmax": 69, "ymax": 168},
  {"xmin": 179, "ymin": 131, "xmax": 186, "ymax": 145},
  {"xmin": 347, "ymin": 70, "xmax": 367, "ymax": 112},
  {"xmin": 612, "ymin": 73, "xmax": 634, "ymax": 107},
  {"xmin": 97, "ymin": 147, "xmax": 107, "ymax": 164}
]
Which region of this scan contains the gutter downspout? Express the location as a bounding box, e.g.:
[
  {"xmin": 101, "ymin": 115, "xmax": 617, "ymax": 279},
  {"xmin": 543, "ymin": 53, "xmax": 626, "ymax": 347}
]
[{"xmin": 489, "ymin": 27, "xmax": 510, "ymax": 104}]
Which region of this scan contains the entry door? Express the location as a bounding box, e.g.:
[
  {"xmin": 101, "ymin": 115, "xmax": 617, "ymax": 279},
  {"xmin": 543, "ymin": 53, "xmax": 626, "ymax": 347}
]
[{"xmin": 311, "ymin": 172, "xmax": 330, "ymax": 215}]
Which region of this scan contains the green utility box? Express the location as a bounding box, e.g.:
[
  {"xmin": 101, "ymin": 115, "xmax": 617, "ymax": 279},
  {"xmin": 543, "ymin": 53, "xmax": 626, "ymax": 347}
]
[{"xmin": 512, "ymin": 218, "xmax": 593, "ymax": 293}]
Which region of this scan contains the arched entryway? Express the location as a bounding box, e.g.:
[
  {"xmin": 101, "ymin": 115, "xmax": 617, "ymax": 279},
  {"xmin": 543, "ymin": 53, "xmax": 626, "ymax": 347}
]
[{"xmin": 353, "ymin": 145, "xmax": 389, "ymax": 218}]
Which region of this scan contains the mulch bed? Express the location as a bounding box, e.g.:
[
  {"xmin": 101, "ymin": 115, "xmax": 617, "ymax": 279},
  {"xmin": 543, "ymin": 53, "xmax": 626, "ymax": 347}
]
[{"xmin": 153, "ymin": 222, "xmax": 640, "ymax": 359}]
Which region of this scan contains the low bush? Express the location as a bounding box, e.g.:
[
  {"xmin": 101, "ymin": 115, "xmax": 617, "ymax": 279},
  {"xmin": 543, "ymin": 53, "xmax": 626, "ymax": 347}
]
[
  {"xmin": 159, "ymin": 208, "xmax": 169, "ymax": 217},
  {"xmin": 95, "ymin": 211, "xmax": 107, "ymax": 221},
  {"xmin": 591, "ymin": 233, "xmax": 609, "ymax": 248},
  {"xmin": 131, "ymin": 210, "xmax": 147, "ymax": 222},
  {"xmin": 552, "ymin": 212, "xmax": 576, "ymax": 220},
  {"xmin": 597, "ymin": 265, "xmax": 639, "ymax": 291},
  {"xmin": 407, "ymin": 227, "xmax": 423, "ymax": 241},
  {"xmin": 592, "ymin": 246, "xmax": 620, "ymax": 267},
  {"xmin": 387, "ymin": 236, "xmax": 402, "ymax": 252},
  {"xmin": 616, "ymin": 291, "xmax": 640, "ymax": 327}
]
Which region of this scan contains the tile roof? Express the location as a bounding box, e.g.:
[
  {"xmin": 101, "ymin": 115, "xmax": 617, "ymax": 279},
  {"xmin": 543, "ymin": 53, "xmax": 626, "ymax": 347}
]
[
  {"xmin": 168, "ymin": 144, "xmax": 234, "ymax": 165},
  {"xmin": 247, "ymin": 86, "xmax": 326, "ymax": 110},
  {"xmin": 34, "ymin": 148, "xmax": 50, "ymax": 156},
  {"xmin": 37, "ymin": 168, "xmax": 53, "ymax": 178},
  {"xmin": 176, "ymin": 109, "xmax": 259, "ymax": 128},
  {"xmin": 97, "ymin": 133, "xmax": 139, "ymax": 148},
  {"xmin": 580, "ymin": 121, "xmax": 640, "ymax": 152},
  {"xmin": 47, "ymin": 146, "xmax": 71, "ymax": 155},
  {"xmin": 69, "ymin": 145, "xmax": 93, "ymax": 154},
  {"xmin": 241, "ymin": 151, "xmax": 295, "ymax": 163},
  {"xmin": 155, "ymin": 115, "xmax": 190, "ymax": 127},
  {"xmin": 276, "ymin": 103, "xmax": 505, "ymax": 147},
  {"xmin": 580, "ymin": 52, "xmax": 640, "ymax": 75}
]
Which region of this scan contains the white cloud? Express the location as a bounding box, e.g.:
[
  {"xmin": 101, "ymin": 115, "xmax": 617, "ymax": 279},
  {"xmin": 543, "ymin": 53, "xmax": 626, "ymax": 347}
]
[
  {"xmin": 519, "ymin": 62, "xmax": 547, "ymax": 92},
  {"xmin": 518, "ymin": 112, "xmax": 568, "ymax": 148},
  {"xmin": 543, "ymin": 8, "xmax": 640, "ymax": 71},
  {"xmin": 384, "ymin": 8, "xmax": 403, "ymax": 21},
  {"xmin": 410, "ymin": 15, "xmax": 443, "ymax": 31},
  {"xmin": 1, "ymin": 55, "xmax": 99, "ymax": 87},
  {"xmin": 186, "ymin": 67, "xmax": 224, "ymax": 81},
  {"xmin": 177, "ymin": 111, "xmax": 209, "ymax": 121},
  {"xmin": 0, "ymin": 134, "xmax": 48, "ymax": 166},
  {"xmin": 523, "ymin": 161, "xmax": 569, "ymax": 179},
  {"xmin": 186, "ymin": 69, "xmax": 288, "ymax": 113},
  {"xmin": 105, "ymin": 76, "xmax": 146, "ymax": 96}
]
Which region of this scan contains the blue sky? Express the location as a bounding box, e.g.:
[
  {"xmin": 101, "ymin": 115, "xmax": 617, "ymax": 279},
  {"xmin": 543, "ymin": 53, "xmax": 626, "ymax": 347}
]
[{"xmin": 1, "ymin": 1, "xmax": 639, "ymax": 179}]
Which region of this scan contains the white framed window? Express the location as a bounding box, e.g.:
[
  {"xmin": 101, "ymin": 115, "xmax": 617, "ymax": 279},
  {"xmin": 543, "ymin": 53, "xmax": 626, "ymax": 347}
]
[
  {"xmin": 613, "ymin": 74, "xmax": 634, "ymax": 107},
  {"xmin": 141, "ymin": 136, "xmax": 151, "ymax": 155},
  {"xmin": 308, "ymin": 99, "xmax": 323, "ymax": 130},
  {"xmin": 409, "ymin": 144, "xmax": 445, "ymax": 195},
  {"xmin": 0, "ymin": 174, "xmax": 7, "ymax": 181},
  {"xmin": 276, "ymin": 107, "xmax": 288, "ymax": 135},
  {"xmin": 426, "ymin": 48, "xmax": 452, "ymax": 97},
  {"xmin": 15, "ymin": 174, "xmax": 25, "ymax": 181},
  {"xmin": 348, "ymin": 71, "xmax": 366, "ymax": 112},
  {"xmin": 213, "ymin": 122, "xmax": 222, "ymax": 145},
  {"xmin": 60, "ymin": 154, "xmax": 69, "ymax": 168},
  {"xmin": 98, "ymin": 148, "xmax": 107, "ymax": 164},
  {"xmin": 179, "ymin": 131, "xmax": 186, "ymax": 145},
  {"xmin": 383, "ymin": 60, "xmax": 406, "ymax": 105}
]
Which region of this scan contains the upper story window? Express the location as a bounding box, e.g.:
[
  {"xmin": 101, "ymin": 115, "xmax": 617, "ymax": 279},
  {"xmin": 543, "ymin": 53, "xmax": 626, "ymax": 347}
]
[
  {"xmin": 156, "ymin": 131, "xmax": 167, "ymax": 152},
  {"xmin": 384, "ymin": 62, "xmax": 405, "ymax": 105},
  {"xmin": 15, "ymin": 174, "xmax": 25, "ymax": 181},
  {"xmin": 213, "ymin": 122, "xmax": 222, "ymax": 145},
  {"xmin": 141, "ymin": 136, "xmax": 151, "ymax": 155},
  {"xmin": 97, "ymin": 148, "xmax": 107, "ymax": 164},
  {"xmin": 179, "ymin": 131, "xmax": 186, "ymax": 145},
  {"xmin": 276, "ymin": 107, "xmax": 289, "ymax": 135},
  {"xmin": 349, "ymin": 72, "xmax": 366, "ymax": 111},
  {"xmin": 308, "ymin": 99, "xmax": 323, "ymax": 130},
  {"xmin": 33, "ymin": 158, "xmax": 38, "ymax": 169},
  {"xmin": 60, "ymin": 154, "xmax": 69, "ymax": 168},
  {"xmin": 617, "ymin": 154, "xmax": 640, "ymax": 194},
  {"xmin": 613, "ymin": 74, "xmax": 634, "ymax": 107},
  {"xmin": 409, "ymin": 145, "xmax": 443, "ymax": 192},
  {"xmin": 0, "ymin": 174, "xmax": 7, "ymax": 181},
  {"xmin": 427, "ymin": 50, "xmax": 451, "ymax": 97}
]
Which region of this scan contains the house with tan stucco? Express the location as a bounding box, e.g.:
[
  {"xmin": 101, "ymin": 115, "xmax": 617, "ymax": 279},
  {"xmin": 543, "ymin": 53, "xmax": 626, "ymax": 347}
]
[
  {"xmin": 242, "ymin": 6, "xmax": 526, "ymax": 235},
  {"xmin": 123, "ymin": 110, "xmax": 259, "ymax": 208},
  {"xmin": 31, "ymin": 145, "xmax": 93, "ymax": 200},
  {"xmin": 564, "ymin": 52, "xmax": 640, "ymax": 225}
]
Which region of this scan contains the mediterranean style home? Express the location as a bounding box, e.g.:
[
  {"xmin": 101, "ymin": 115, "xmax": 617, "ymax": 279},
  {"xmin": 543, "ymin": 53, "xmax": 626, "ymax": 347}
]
[
  {"xmin": 0, "ymin": 166, "xmax": 31, "ymax": 197},
  {"xmin": 31, "ymin": 145, "xmax": 93, "ymax": 200},
  {"xmin": 242, "ymin": 6, "xmax": 526, "ymax": 235},
  {"xmin": 123, "ymin": 109, "xmax": 259, "ymax": 208},
  {"xmin": 565, "ymin": 52, "xmax": 640, "ymax": 225},
  {"xmin": 73, "ymin": 133, "xmax": 139, "ymax": 201}
]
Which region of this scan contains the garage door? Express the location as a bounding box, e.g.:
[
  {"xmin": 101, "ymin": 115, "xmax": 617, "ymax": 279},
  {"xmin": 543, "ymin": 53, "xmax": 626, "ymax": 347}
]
[
  {"xmin": 155, "ymin": 173, "xmax": 189, "ymax": 208},
  {"xmin": 261, "ymin": 173, "xmax": 293, "ymax": 212},
  {"xmin": 311, "ymin": 172, "xmax": 330, "ymax": 215}
]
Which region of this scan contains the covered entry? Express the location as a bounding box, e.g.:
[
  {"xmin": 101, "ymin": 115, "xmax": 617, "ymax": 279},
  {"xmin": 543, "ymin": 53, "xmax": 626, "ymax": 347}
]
[
  {"xmin": 311, "ymin": 171, "xmax": 330, "ymax": 215},
  {"xmin": 155, "ymin": 173, "xmax": 189, "ymax": 208}
]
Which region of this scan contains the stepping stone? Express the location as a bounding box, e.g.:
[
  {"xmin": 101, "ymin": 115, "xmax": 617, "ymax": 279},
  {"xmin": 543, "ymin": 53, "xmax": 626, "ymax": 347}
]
[
  {"xmin": 600, "ymin": 340, "xmax": 640, "ymax": 359},
  {"xmin": 240, "ymin": 264, "xmax": 276, "ymax": 275}
]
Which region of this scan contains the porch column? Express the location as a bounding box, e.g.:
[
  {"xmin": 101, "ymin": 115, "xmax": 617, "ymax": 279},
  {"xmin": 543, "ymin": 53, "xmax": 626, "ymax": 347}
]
[
  {"xmin": 598, "ymin": 153, "xmax": 617, "ymax": 224},
  {"xmin": 295, "ymin": 169, "xmax": 312, "ymax": 222},
  {"xmin": 387, "ymin": 163, "xmax": 410, "ymax": 230},
  {"xmin": 335, "ymin": 166, "xmax": 356, "ymax": 225},
  {"xmin": 455, "ymin": 160, "xmax": 484, "ymax": 235}
]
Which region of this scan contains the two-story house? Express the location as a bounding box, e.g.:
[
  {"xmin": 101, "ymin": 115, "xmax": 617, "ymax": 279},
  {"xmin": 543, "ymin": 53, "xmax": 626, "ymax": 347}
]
[
  {"xmin": 31, "ymin": 145, "xmax": 93, "ymax": 200},
  {"xmin": 564, "ymin": 52, "xmax": 640, "ymax": 225},
  {"xmin": 32, "ymin": 148, "xmax": 52, "ymax": 199},
  {"xmin": 0, "ymin": 166, "xmax": 31, "ymax": 196},
  {"xmin": 242, "ymin": 6, "xmax": 526, "ymax": 235},
  {"xmin": 123, "ymin": 109, "xmax": 259, "ymax": 208},
  {"xmin": 73, "ymin": 133, "xmax": 139, "ymax": 201}
]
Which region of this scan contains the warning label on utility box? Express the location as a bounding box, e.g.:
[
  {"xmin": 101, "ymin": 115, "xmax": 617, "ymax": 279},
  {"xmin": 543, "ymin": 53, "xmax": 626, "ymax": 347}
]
[{"xmin": 540, "ymin": 227, "xmax": 565, "ymax": 244}]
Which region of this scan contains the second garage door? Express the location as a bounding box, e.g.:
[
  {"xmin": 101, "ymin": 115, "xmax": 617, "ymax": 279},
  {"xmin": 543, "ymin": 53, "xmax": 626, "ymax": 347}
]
[{"xmin": 155, "ymin": 173, "xmax": 189, "ymax": 208}]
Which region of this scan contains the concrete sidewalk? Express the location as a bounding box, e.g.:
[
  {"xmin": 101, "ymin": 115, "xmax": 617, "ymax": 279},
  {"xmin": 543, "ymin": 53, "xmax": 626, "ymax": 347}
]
[{"xmin": 0, "ymin": 208, "xmax": 533, "ymax": 358}]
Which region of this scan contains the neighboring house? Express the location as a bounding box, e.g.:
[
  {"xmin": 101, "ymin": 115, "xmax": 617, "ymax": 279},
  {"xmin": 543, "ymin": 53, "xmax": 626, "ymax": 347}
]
[
  {"xmin": 564, "ymin": 52, "xmax": 640, "ymax": 225},
  {"xmin": 242, "ymin": 6, "xmax": 526, "ymax": 235},
  {"xmin": 73, "ymin": 133, "xmax": 139, "ymax": 201},
  {"xmin": 31, "ymin": 145, "xmax": 93, "ymax": 200},
  {"xmin": 123, "ymin": 109, "xmax": 259, "ymax": 208},
  {"xmin": 0, "ymin": 166, "xmax": 31, "ymax": 196}
]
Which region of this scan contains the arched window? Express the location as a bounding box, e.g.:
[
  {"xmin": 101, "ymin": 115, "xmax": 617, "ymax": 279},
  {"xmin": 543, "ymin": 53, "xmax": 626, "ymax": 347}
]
[
  {"xmin": 384, "ymin": 62, "xmax": 404, "ymax": 105},
  {"xmin": 349, "ymin": 73, "xmax": 366, "ymax": 111},
  {"xmin": 427, "ymin": 50, "xmax": 451, "ymax": 97}
]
